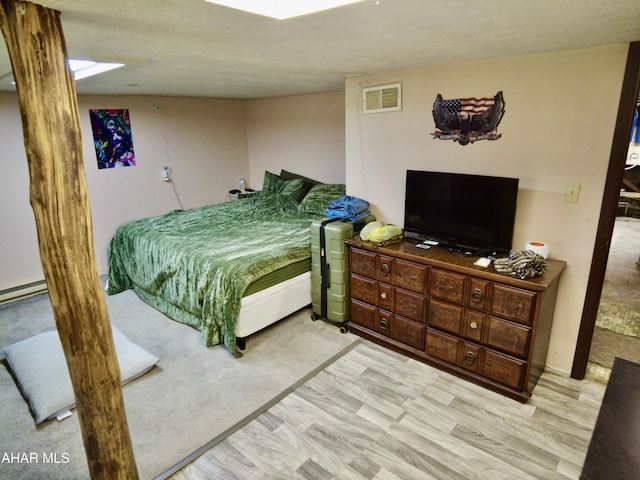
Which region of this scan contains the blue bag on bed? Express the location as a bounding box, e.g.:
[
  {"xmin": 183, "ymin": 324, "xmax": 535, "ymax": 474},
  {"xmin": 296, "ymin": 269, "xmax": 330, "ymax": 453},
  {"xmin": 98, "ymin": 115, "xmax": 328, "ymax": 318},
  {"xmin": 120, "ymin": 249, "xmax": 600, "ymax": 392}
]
[{"xmin": 325, "ymin": 194, "xmax": 371, "ymax": 221}]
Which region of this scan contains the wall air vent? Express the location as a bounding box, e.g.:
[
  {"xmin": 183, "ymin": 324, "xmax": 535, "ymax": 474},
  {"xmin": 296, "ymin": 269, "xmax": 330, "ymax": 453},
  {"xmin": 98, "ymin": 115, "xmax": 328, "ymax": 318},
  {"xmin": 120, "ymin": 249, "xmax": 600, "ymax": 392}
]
[{"xmin": 362, "ymin": 83, "xmax": 401, "ymax": 114}]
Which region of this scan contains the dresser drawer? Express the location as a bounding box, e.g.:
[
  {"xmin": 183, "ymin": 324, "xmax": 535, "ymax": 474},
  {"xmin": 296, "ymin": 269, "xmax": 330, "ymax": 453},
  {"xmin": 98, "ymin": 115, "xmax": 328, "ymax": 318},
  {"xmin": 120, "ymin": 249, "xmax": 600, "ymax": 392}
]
[
  {"xmin": 490, "ymin": 284, "xmax": 537, "ymax": 325},
  {"xmin": 350, "ymin": 299, "xmax": 376, "ymax": 330},
  {"xmin": 460, "ymin": 341, "xmax": 482, "ymax": 374},
  {"xmin": 350, "ymin": 248, "xmax": 377, "ymax": 278},
  {"xmin": 378, "ymin": 310, "xmax": 425, "ymax": 350},
  {"xmin": 429, "ymin": 268, "xmax": 465, "ymax": 304},
  {"xmin": 485, "ymin": 316, "xmax": 531, "ymax": 358},
  {"xmin": 395, "ymin": 288, "xmax": 426, "ymax": 322},
  {"xmin": 425, "ymin": 328, "xmax": 459, "ymax": 364},
  {"xmin": 462, "ymin": 310, "xmax": 485, "ymax": 343},
  {"xmin": 378, "ymin": 283, "xmax": 394, "ymax": 310},
  {"xmin": 377, "ymin": 254, "xmax": 395, "ymax": 282},
  {"xmin": 483, "ymin": 349, "xmax": 526, "ymax": 390},
  {"xmin": 351, "ymin": 274, "xmax": 377, "ymax": 304},
  {"xmin": 466, "ymin": 277, "xmax": 489, "ymax": 311},
  {"xmin": 428, "ymin": 298, "xmax": 463, "ymax": 335},
  {"xmin": 427, "ymin": 329, "xmax": 526, "ymax": 389},
  {"xmin": 395, "ymin": 259, "xmax": 427, "ymax": 293}
]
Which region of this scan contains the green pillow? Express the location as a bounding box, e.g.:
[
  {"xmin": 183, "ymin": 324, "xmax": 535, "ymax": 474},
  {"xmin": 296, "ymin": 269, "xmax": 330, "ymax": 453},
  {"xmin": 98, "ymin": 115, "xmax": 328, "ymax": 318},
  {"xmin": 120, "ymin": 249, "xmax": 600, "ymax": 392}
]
[
  {"xmin": 299, "ymin": 183, "xmax": 346, "ymax": 216},
  {"xmin": 262, "ymin": 170, "xmax": 283, "ymax": 193},
  {"xmin": 279, "ymin": 169, "xmax": 323, "ymax": 187},
  {"xmin": 262, "ymin": 171, "xmax": 308, "ymax": 202}
]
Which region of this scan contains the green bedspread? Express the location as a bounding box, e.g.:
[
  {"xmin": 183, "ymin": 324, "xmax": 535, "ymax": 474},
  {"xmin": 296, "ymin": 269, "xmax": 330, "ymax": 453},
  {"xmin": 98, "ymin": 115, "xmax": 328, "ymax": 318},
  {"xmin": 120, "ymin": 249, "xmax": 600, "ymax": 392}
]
[{"xmin": 106, "ymin": 193, "xmax": 322, "ymax": 356}]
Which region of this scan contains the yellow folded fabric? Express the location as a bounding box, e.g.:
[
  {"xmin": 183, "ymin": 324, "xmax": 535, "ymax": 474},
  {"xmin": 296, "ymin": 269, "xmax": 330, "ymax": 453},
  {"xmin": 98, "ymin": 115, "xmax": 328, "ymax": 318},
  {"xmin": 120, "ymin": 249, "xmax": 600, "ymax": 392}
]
[
  {"xmin": 359, "ymin": 221, "xmax": 384, "ymax": 241},
  {"xmin": 368, "ymin": 225, "xmax": 403, "ymax": 242},
  {"xmin": 360, "ymin": 222, "xmax": 403, "ymax": 242}
]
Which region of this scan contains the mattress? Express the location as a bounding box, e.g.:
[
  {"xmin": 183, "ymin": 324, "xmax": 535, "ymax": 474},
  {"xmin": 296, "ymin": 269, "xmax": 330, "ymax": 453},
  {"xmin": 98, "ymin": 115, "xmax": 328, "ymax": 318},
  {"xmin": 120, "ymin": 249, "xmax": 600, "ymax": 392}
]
[{"xmin": 244, "ymin": 258, "xmax": 310, "ymax": 297}]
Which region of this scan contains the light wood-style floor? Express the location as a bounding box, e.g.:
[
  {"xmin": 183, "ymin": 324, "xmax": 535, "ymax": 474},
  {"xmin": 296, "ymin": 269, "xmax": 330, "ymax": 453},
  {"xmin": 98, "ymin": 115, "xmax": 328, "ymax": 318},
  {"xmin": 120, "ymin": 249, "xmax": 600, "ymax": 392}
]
[{"xmin": 168, "ymin": 339, "xmax": 605, "ymax": 480}]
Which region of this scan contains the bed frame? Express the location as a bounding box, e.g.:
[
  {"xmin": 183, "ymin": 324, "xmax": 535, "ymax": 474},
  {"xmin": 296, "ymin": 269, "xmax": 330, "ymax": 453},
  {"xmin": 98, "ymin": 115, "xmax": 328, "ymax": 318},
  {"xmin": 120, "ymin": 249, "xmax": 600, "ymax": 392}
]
[{"xmin": 235, "ymin": 271, "xmax": 312, "ymax": 350}]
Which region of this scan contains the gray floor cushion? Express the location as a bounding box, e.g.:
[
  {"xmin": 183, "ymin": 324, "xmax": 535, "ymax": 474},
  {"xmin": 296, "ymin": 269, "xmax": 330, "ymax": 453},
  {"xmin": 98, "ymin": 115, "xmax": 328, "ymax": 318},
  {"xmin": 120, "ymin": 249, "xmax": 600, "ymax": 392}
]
[{"xmin": 2, "ymin": 325, "xmax": 159, "ymax": 424}]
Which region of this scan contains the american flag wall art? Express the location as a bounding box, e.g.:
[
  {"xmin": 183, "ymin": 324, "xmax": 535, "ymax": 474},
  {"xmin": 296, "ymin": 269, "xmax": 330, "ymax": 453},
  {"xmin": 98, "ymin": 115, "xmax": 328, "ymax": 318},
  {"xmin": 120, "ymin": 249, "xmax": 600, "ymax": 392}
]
[{"xmin": 432, "ymin": 91, "xmax": 505, "ymax": 145}]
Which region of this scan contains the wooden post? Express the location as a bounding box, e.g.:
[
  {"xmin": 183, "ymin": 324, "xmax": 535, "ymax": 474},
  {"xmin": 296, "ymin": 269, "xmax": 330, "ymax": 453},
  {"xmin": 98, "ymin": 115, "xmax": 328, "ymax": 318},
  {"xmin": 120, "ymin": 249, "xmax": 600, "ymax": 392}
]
[{"xmin": 0, "ymin": 1, "xmax": 139, "ymax": 478}]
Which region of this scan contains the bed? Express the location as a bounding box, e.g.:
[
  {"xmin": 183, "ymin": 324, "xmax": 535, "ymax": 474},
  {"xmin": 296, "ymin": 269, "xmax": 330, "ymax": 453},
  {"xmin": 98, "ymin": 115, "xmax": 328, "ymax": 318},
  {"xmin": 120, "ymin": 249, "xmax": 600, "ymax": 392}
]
[{"xmin": 106, "ymin": 171, "xmax": 345, "ymax": 356}]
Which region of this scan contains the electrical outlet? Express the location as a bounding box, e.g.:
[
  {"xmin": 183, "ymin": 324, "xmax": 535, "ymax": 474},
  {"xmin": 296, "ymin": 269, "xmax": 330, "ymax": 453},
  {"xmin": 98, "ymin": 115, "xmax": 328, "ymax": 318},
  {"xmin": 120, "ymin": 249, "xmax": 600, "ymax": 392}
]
[
  {"xmin": 564, "ymin": 182, "xmax": 581, "ymax": 203},
  {"xmin": 162, "ymin": 166, "xmax": 171, "ymax": 182}
]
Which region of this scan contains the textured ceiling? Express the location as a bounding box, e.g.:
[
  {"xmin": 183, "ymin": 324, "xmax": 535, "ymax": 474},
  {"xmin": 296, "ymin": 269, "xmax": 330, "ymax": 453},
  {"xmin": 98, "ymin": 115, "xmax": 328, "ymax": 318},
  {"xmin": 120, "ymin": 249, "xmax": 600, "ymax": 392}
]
[{"xmin": 1, "ymin": 0, "xmax": 639, "ymax": 99}]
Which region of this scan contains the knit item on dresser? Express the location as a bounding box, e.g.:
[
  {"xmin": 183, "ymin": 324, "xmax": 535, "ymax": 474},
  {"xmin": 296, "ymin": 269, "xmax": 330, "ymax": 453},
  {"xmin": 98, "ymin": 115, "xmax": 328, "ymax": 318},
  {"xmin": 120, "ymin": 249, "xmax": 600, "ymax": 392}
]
[{"xmin": 493, "ymin": 250, "xmax": 547, "ymax": 279}]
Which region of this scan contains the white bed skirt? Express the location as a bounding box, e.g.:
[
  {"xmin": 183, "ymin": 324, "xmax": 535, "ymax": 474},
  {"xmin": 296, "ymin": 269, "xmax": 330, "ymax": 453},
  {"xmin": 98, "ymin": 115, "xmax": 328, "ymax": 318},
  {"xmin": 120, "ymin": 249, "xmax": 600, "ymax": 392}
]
[{"xmin": 235, "ymin": 271, "xmax": 312, "ymax": 339}]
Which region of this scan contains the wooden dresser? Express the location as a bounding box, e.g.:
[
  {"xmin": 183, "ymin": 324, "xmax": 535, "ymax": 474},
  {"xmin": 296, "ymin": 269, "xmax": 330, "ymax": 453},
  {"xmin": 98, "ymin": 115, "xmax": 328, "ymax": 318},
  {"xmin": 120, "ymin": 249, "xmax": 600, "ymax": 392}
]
[{"xmin": 345, "ymin": 239, "xmax": 566, "ymax": 402}]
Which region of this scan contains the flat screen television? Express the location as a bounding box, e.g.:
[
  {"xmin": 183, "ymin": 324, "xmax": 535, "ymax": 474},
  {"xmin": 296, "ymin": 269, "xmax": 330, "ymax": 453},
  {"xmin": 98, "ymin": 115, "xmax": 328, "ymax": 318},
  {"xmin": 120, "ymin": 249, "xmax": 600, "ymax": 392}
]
[{"xmin": 403, "ymin": 170, "xmax": 519, "ymax": 256}]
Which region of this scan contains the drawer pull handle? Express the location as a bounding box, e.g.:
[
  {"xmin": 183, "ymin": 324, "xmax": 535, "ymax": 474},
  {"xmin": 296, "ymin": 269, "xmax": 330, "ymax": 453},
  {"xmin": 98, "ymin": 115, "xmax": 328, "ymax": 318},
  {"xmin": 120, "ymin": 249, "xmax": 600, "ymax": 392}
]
[
  {"xmin": 471, "ymin": 288, "xmax": 483, "ymax": 303},
  {"xmin": 464, "ymin": 352, "xmax": 476, "ymax": 364},
  {"xmin": 380, "ymin": 292, "xmax": 387, "ymax": 300},
  {"xmin": 379, "ymin": 318, "xmax": 389, "ymax": 330},
  {"xmin": 469, "ymin": 321, "xmax": 478, "ymax": 330},
  {"xmin": 380, "ymin": 263, "xmax": 390, "ymax": 276}
]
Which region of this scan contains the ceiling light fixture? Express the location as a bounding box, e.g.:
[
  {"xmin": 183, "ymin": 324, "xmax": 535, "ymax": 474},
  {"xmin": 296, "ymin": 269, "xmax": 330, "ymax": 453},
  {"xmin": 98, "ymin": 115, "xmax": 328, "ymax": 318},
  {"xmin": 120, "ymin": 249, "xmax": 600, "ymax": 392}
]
[
  {"xmin": 203, "ymin": 0, "xmax": 364, "ymax": 20},
  {"xmin": 68, "ymin": 59, "xmax": 124, "ymax": 80},
  {"xmin": 2, "ymin": 58, "xmax": 124, "ymax": 89}
]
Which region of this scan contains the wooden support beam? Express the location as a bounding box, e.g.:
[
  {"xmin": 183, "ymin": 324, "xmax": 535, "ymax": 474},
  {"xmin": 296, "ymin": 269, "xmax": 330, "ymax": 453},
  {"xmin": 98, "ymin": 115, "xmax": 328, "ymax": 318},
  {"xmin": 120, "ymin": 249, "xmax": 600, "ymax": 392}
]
[{"xmin": 0, "ymin": 1, "xmax": 139, "ymax": 478}]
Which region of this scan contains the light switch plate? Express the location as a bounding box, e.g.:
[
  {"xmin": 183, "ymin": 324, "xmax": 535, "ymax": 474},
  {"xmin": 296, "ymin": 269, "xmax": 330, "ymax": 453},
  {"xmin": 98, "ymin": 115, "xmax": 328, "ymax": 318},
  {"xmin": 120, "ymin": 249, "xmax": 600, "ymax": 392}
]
[{"xmin": 564, "ymin": 182, "xmax": 581, "ymax": 203}]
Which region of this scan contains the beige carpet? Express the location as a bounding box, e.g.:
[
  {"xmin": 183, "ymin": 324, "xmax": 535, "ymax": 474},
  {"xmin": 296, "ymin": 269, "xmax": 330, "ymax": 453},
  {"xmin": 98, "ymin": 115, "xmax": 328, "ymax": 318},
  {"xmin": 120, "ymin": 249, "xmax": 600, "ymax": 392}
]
[
  {"xmin": 586, "ymin": 217, "xmax": 640, "ymax": 384},
  {"xmin": 0, "ymin": 290, "xmax": 357, "ymax": 479}
]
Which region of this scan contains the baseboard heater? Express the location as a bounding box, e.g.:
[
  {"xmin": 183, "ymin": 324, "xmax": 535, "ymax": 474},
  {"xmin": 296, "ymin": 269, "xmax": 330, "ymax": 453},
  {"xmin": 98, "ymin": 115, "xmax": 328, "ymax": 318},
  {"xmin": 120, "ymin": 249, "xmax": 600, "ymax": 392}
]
[{"xmin": 0, "ymin": 279, "xmax": 48, "ymax": 304}]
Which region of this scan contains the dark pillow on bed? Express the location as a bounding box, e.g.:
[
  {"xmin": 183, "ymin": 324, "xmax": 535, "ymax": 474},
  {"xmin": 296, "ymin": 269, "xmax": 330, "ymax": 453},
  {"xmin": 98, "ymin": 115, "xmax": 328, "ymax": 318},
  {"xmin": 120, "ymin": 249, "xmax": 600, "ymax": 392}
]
[
  {"xmin": 299, "ymin": 183, "xmax": 346, "ymax": 216},
  {"xmin": 262, "ymin": 171, "xmax": 309, "ymax": 202},
  {"xmin": 279, "ymin": 169, "xmax": 323, "ymax": 187},
  {"xmin": 262, "ymin": 170, "xmax": 283, "ymax": 193}
]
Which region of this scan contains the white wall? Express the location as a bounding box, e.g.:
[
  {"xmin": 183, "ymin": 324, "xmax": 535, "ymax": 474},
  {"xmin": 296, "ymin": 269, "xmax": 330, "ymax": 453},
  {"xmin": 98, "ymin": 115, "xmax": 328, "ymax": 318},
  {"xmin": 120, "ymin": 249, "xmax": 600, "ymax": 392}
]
[
  {"xmin": 0, "ymin": 91, "xmax": 346, "ymax": 290},
  {"xmin": 345, "ymin": 44, "xmax": 629, "ymax": 373},
  {"xmin": 0, "ymin": 94, "xmax": 249, "ymax": 287},
  {"xmin": 0, "ymin": 93, "xmax": 41, "ymax": 289},
  {"xmin": 245, "ymin": 92, "xmax": 346, "ymax": 187}
]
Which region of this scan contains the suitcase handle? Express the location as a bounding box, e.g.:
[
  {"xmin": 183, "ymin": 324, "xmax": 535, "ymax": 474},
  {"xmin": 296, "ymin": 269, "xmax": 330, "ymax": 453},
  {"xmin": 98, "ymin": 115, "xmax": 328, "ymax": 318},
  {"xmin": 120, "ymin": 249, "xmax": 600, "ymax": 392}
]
[{"xmin": 323, "ymin": 263, "xmax": 330, "ymax": 288}]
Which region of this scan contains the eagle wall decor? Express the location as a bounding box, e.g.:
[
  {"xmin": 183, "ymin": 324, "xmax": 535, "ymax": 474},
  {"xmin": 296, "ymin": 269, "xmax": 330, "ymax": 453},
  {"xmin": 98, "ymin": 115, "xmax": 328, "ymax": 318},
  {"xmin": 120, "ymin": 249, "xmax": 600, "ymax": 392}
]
[{"xmin": 432, "ymin": 91, "xmax": 505, "ymax": 145}]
